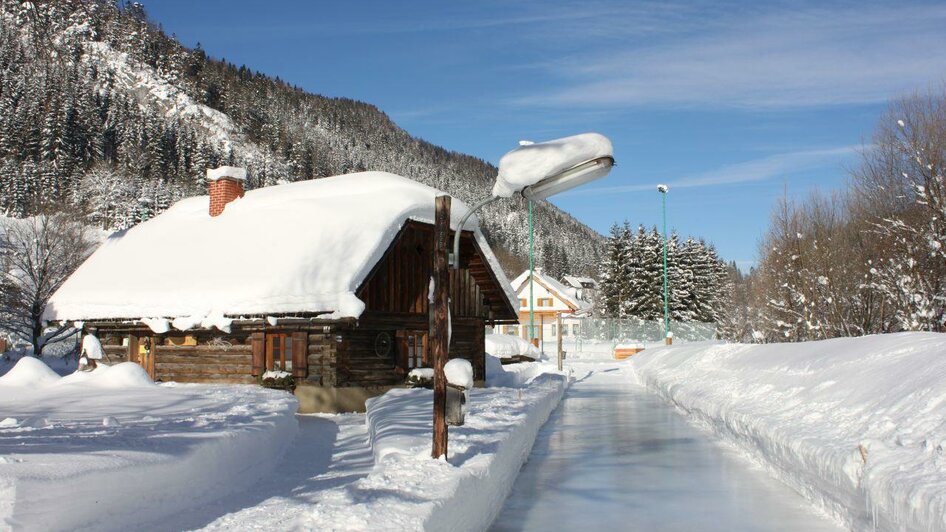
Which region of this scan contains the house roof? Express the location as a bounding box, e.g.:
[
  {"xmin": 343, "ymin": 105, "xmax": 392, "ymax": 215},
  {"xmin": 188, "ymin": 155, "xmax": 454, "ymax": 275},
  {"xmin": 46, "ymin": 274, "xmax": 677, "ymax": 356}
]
[
  {"xmin": 46, "ymin": 172, "xmax": 517, "ymax": 325},
  {"xmin": 562, "ymin": 275, "xmax": 598, "ymax": 289},
  {"xmin": 509, "ymin": 269, "xmax": 591, "ymax": 313}
]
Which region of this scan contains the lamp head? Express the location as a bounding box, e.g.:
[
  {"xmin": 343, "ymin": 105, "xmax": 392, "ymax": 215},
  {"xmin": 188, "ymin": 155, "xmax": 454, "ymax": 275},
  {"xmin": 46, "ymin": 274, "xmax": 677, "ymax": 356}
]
[
  {"xmin": 522, "ymin": 156, "xmax": 615, "ymax": 201},
  {"xmin": 657, "ymin": 184, "xmax": 669, "ymax": 193}
]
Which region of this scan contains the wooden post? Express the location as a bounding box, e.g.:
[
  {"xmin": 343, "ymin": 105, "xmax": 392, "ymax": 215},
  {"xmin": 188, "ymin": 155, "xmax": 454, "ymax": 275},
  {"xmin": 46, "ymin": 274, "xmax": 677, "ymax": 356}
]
[
  {"xmin": 557, "ymin": 313, "xmax": 563, "ymax": 372},
  {"xmin": 431, "ymin": 195, "xmax": 450, "ymax": 459}
]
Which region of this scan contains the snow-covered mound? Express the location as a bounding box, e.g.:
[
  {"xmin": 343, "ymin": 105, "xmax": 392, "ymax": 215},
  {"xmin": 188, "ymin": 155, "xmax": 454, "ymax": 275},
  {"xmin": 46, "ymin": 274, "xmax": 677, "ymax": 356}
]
[
  {"xmin": 0, "ymin": 357, "xmax": 61, "ymax": 388},
  {"xmin": 444, "ymin": 358, "xmax": 474, "ymax": 389},
  {"xmin": 0, "ymin": 379, "xmax": 297, "ymax": 531},
  {"xmin": 627, "ymin": 333, "xmax": 946, "ymax": 531},
  {"xmin": 485, "ymin": 333, "xmax": 541, "ymax": 360},
  {"xmin": 0, "ymin": 358, "xmax": 155, "ymax": 389},
  {"xmin": 45, "ymin": 172, "xmax": 517, "ymax": 324},
  {"xmin": 306, "ymin": 372, "xmax": 567, "ymax": 530},
  {"xmin": 492, "ymin": 133, "xmax": 613, "ymax": 198}
]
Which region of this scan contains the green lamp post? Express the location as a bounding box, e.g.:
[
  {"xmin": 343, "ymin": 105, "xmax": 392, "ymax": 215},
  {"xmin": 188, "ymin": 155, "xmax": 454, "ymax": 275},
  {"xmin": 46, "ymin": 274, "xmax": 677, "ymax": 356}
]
[{"xmin": 658, "ymin": 184, "xmax": 670, "ymax": 344}]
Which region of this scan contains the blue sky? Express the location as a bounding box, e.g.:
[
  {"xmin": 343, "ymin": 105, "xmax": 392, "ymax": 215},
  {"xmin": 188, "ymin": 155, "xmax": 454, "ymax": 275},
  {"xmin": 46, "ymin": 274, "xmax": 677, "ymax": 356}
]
[{"xmin": 143, "ymin": 0, "xmax": 946, "ymax": 270}]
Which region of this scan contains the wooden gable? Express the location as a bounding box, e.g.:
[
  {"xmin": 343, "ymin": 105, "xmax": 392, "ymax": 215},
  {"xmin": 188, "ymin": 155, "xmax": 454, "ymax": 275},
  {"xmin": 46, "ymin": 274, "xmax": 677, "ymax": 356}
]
[{"xmin": 356, "ymin": 221, "xmax": 517, "ymax": 322}]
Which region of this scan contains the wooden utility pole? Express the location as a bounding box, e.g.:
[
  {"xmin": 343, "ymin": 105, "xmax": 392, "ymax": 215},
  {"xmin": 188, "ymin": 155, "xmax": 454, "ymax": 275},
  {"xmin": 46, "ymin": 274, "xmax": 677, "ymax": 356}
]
[
  {"xmin": 431, "ymin": 195, "xmax": 450, "ymax": 459},
  {"xmin": 557, "ymin": 313, "xmax": 563, "ymax": 371}
]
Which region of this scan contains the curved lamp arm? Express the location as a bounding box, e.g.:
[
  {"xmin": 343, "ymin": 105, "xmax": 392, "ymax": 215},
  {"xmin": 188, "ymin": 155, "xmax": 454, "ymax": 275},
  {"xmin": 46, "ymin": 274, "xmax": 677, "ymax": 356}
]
[{"xmin": 450, "ymin": 195, "xmax": 499, "ymax": 270}]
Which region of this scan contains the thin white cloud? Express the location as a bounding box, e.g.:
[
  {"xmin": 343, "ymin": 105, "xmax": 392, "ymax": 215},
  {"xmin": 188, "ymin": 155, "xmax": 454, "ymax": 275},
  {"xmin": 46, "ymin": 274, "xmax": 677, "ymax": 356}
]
[
  {"xmin": 572, "ymin": 145, "xmax": 865, "ymax": 195},
  {"xmin": 523, "ymin": 3, "xmax": 946, "ymax": 108}
]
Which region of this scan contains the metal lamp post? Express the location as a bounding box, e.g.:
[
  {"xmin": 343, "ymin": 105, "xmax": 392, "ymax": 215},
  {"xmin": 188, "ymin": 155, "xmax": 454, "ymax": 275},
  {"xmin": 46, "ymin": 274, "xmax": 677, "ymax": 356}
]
[{"xmin": 658, "ymin": 184, "xmax": 670, "ymax": 344}]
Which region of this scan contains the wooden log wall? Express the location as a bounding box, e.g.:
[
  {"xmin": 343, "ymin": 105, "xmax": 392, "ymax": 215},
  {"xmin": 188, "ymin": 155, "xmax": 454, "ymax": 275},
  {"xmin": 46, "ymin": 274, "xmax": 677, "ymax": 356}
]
[
  {"xmin": 305, "ymin": 330, "xmax": 339, "ymax": 386},
  {"xmin": 153, "ymin": 344, "xmax": 254, "ymax": 384}
]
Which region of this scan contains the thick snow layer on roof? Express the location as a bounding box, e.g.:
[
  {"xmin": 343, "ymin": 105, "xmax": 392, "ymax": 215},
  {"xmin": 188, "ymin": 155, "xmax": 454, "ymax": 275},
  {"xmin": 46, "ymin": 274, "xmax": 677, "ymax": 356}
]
[
  {"xmin": 492, "ymin": 133, "xmax": 613, "ymax": 198},
  {"xmin": 46, "ymin": 172, "xmax": 516, "ymax": 323},
  {"xmin": 510, "ymin": 269, "xmax": 589, "ymax": 311}
]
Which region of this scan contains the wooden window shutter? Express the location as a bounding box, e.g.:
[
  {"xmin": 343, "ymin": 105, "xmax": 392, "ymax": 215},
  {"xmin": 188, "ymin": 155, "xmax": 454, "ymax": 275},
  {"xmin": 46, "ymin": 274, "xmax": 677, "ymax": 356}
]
[
  {"xmin": 250, "ymin": 332, "xmax": 265, "ymax": 376},
  {"xmin": 291, "ymin": 331, "xmax": 308, "ymax": 378}
]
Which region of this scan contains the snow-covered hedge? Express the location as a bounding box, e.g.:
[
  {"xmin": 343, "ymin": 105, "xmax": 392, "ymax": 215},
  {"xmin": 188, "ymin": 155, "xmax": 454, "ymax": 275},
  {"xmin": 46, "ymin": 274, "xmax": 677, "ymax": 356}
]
[
  {"xmin": 627, "ymin": 333, "xmax": 946, "ymax": 531},
  {"xmin": 0, "ymin": 358, "xmax": 298, "ymax": 531},
  {"xmin": 302, "ymin": 371, "xmax": 569, "ymax": 531},
  {"xmin": 485, "ymin": 333, "xmax": 542, "ymax": 360}
]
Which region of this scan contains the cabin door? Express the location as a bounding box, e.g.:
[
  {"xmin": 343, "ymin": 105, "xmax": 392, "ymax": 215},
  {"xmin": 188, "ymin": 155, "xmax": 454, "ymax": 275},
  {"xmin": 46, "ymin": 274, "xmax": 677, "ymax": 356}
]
[{"xmin": 396, "ymin": 330, "xmax": 428, "ymax": 371}]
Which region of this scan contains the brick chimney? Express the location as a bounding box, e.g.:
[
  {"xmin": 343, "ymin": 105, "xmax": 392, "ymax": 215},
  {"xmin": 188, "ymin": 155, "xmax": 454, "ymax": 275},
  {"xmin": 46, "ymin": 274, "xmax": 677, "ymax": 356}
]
[{"xmin": 206, "ymin": 166, "xmax": 246, "ymax": 217}]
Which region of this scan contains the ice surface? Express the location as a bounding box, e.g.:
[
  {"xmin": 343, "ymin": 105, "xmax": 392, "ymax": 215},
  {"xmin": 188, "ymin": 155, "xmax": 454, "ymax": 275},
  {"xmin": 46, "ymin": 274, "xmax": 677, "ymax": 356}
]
[
  {"xmin": 492, "ymin": 133, "xmax": 613, "ymax": 198},
  {"xmin": 444, "ymin": 358, "xmax": 473, "ymax": 389},
  {"xmin": 491, "ymin": 362, "xmax": 842, "ymax": 531},
  {"xmin": 627, "ymin": 333, "xmax": 946, "ymax": 531},
  {"xmin": 46, "ymin": 172, "xmax": 517, "ymax": 323}
]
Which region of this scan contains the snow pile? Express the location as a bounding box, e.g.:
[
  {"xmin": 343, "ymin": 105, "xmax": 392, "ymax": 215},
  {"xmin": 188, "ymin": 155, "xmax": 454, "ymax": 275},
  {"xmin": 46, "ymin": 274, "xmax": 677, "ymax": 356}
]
[
  {"xmin": 0, "ymin": 377, "xmax": 297, "ymax": 531},
  {"xmin": 46, "ymin": 172, "xmax": 517, "ymax": 323},
  {"xmin": 492, "ymin": 133, "xmax": 613, "ymax": 198},
  {"xmin": 81, "ymin": 334, "xmax": 104, "ymax": 360},
  {"xmin": 302, "ymin": 371, "xmax": 569, "ymax": 530},
  {"xmin": 485, "ymin": 333, "xmax": 542, "ymax": 359},
  {"xmin": 0, "ymin": 357, "xmax": 61, "ymax": 388},
  {"xmin": 444, "ymin": 358, "xmax": 474, "ymax": 389},
  {"xmin": 626, "ymin": 333, "xmax": 946, "ymax": 531},
  {"xmin": 0, "ymin": 358, "xmax": 154, "ymax": 389}
]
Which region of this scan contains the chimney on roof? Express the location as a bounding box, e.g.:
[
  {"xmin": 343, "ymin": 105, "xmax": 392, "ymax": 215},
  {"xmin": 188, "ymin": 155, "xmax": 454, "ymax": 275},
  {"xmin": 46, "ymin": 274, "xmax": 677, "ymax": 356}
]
[{"xmin": 206, "ymin": 166, "xmax": 246, "ymax": 217}]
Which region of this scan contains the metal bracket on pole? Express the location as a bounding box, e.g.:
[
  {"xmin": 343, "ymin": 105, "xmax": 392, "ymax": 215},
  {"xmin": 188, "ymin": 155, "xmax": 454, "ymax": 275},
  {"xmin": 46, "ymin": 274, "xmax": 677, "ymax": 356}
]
[{"xmin": 450, "ymin": 196, "xmax": 499, "ymax": 270}]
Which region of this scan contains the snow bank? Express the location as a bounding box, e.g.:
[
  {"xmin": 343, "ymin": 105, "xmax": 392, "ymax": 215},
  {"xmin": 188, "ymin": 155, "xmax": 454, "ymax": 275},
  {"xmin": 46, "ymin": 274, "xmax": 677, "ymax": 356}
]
[
  {"xmin": 46, "ymin": 172, "xmax": 517, "ymax": 324},
  {"xmin": 302, "ymin": 371, "xmax": 569, "ymax": 531},
  {"xmin": 0, "ymin": 374, "xmax": 297, "ymax": 531},
  {"xmin": 485, "ymin": 333, "xmax": 541, "ymax": 359},
  {"xmin": 627, "ymin": 333, "xmax": 946, "ymax": 531},
  {"xmin": 0, "ymin": 357, "xmax": 61, "ymax": 388},
  {"xmin": 492, "ymin": 133, "xmax": 613, "ymax": 198}
]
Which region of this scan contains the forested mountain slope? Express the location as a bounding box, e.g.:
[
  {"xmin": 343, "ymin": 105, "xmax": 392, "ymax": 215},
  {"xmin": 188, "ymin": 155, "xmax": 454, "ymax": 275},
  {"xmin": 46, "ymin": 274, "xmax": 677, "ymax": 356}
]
[{"xmin": 0, "ymin": 0, "xmax": 603, "ymax": 276}]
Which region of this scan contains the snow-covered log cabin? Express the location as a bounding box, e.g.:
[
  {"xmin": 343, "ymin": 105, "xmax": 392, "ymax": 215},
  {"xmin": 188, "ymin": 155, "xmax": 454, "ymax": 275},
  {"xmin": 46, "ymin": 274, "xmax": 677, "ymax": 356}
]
[{"xmin": 45, "ymin": 168, "xmax": 519, "ymax": 412}]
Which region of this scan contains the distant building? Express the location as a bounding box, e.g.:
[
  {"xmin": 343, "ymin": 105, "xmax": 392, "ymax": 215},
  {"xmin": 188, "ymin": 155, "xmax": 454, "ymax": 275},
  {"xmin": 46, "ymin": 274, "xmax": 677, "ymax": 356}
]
[
  {"xmin": 561, "ymin": 275, "xmax": 598, "ymax": 304},
  {"xmin": 498, "ymin": 268, "xmax": 593, "ymax": 346}
]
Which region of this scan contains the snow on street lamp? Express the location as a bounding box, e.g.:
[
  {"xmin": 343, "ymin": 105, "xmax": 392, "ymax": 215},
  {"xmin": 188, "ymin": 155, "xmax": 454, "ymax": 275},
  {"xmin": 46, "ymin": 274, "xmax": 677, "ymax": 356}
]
[{"xmin": 658, "ymin": 184, "xmax": 671, "ymax": 345}]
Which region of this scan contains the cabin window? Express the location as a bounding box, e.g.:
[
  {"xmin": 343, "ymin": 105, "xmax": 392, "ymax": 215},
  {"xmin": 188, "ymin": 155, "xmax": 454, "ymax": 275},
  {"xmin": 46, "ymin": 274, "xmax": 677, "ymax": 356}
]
[
  {"xmin": 519, "ymin": 298, "xmax": 527, "ymax": 307},
  {"xmin": 506, "ymin": 325, "xmax": 518, "ymax": 336},
  {"xmin": 266, "ymin": 333, "xmax": 294, "ymax": 372},
  {"xmin": 397, "ymin": 330, "xmax": 428, "ymax": 370}
]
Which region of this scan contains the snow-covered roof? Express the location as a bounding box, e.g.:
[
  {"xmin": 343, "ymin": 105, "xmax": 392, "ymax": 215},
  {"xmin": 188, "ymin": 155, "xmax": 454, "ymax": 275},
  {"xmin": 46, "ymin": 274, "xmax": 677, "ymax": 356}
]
[
  {"xmin": 562, "ymin": 275, "xmax": 598, "ymax": 289},
  {"xmin": 46, "ymin": 172, "xmax": 517, "ymax": 324},
  {"xmin": 492, "ymin": 133, "xmax": 613, "ymax": 198},
  {"xmin": 509, "ymin": 269, "xmax": 590, "ymax": 312}
]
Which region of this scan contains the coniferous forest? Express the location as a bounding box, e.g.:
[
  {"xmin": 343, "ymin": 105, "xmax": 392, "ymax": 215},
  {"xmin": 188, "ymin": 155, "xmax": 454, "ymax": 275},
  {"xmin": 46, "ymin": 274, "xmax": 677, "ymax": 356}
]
[{"xmin": 0, "ymin": 0, "xmax": 602, "ymax": 276}]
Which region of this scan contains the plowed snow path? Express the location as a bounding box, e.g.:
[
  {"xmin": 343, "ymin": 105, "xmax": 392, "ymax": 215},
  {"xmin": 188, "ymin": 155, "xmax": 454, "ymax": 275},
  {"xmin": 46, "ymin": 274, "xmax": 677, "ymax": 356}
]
[{"xmin": 491, "ymin": 362, "xmax": 843, "ymax": 531}]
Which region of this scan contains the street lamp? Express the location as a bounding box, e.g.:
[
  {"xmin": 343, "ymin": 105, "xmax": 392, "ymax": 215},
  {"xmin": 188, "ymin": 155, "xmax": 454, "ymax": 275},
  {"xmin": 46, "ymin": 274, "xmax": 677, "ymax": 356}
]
[
  {"xmin": 450, "ymin": 143, "xmax": 614, "ymax": 271},
  {"xmin": 434, "ymin": 133, "xmax": 613, "ymax": 459},
  {"xmin": 657, "ymin": 184, "xmax": 670, "ymax": 344}
]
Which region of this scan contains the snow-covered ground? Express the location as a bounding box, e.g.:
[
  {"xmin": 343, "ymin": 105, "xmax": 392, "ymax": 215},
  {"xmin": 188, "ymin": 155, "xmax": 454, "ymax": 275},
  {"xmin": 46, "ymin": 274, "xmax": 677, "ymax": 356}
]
[
  {"xmin": 302, "ymin": 366, "xmax": 568, "ymax": 531},
  {"xmin": 0, "ymin": 358, "xmax": 297, "ymax": 531},
  {"xmin": 626, "ymin": 333, "xmax": 946, "ymax": 531}
]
